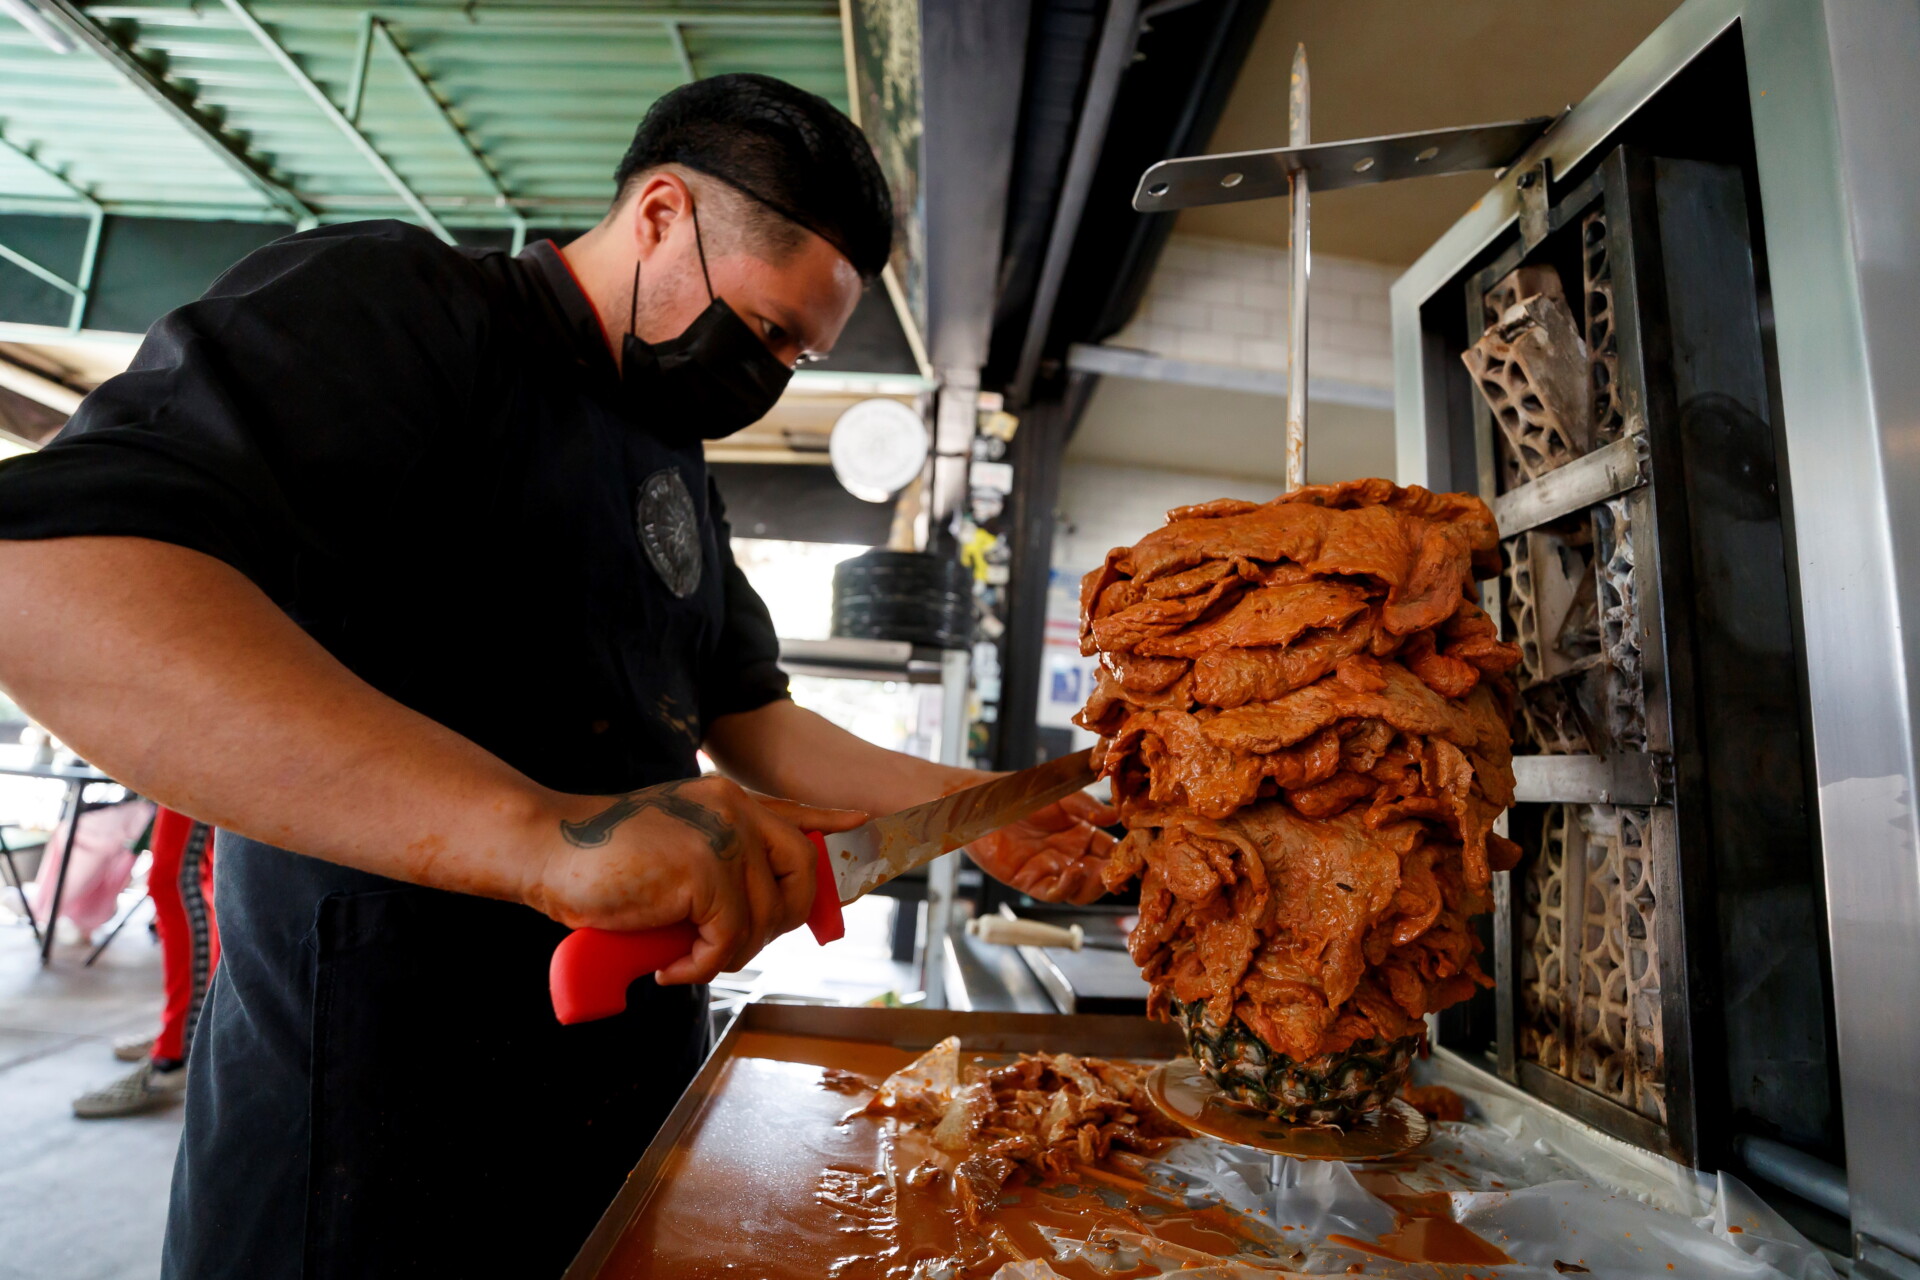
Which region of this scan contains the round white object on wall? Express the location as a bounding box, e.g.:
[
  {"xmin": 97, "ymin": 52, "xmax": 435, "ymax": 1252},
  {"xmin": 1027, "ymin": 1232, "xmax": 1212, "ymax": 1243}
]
[{"xmin": 829, "ymin": 397, "xmax": 929, "ymax": 503}]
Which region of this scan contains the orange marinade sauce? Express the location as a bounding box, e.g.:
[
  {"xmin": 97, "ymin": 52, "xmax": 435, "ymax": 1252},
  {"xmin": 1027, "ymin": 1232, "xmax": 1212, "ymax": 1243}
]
[
  {"xmin": 1325, "ymin": 1172, "xmax": 1514, "ymax": 1267},
  {"xmin": 594, "ymin": 1032, "xmax": 1271, "ymax": 1280}
]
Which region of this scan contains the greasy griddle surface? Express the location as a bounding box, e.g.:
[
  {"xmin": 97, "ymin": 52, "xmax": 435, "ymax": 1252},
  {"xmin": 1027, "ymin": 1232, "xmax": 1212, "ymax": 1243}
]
[
  {"xmin": 593, "ymin": 1032, "xmax": 1263, "ymax": 1280},
  {"xmin": 597, "ymin": 1034, "xmax": 913, "ymax": 1279}
]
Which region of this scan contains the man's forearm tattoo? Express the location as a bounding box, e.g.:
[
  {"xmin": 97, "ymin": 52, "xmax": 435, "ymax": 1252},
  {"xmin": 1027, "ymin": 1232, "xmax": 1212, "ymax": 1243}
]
[{"xmin": 560, "ymin": 780, "xmax": 736, "ymax": 859}]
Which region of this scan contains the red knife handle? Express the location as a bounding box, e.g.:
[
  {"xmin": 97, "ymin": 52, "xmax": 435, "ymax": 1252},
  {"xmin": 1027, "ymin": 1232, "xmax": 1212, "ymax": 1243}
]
[
  {"xmin": 802, "ymin": 830, "xmax": 846, "ymax": 946},
  {"xmin": 548, "ymin": 922, "xmax": 698, "ymax": 1026},
  {"xmin": 549, "ymin": 831, "xmax": 843, "ymax": 1025}
]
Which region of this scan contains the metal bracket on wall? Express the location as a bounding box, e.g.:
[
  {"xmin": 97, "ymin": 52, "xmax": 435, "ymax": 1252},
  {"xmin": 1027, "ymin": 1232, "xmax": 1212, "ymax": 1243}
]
[
  {"xmin": 1511, "ymin": 752, "xmax": 1672, "ymax": 807},
  {"xmin": 1492, "ymin": 433, "xmax": 1650, "ymax": 538},
  {"xmin": 1516, "ymin": 161, "xmax": 1552, "ymax": 251},
  {"xmin": 1131, "ymin": 116, "xmax": 1553, "ymax": 213}
]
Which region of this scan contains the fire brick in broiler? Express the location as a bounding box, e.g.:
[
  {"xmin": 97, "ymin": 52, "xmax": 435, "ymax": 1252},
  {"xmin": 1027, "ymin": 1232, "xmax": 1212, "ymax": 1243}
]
[{"xmin": 1077, "ymin": 479, "xmax": 1524, "ymax": 1123}]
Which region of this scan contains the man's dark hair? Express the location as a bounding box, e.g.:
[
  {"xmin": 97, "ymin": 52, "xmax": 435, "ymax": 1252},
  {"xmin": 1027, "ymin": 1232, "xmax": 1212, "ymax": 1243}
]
[{"xmin": 614, "ymin": 73, "xmax": 894, "ymax": 280}]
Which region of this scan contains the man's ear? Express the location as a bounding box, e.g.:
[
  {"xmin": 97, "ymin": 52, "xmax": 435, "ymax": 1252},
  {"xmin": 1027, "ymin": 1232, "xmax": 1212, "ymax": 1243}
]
[{"xmin": 630, "ymin": 173, "xmax": 690, "ymax": 262}]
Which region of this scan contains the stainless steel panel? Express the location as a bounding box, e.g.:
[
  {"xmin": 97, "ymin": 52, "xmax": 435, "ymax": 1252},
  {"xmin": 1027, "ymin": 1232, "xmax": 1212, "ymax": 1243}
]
[
  {"xmin": 920, "ymin": 0, "xmax": 1030, "ymax": 377},
  {"xmin": 1783, "ymin": 0, "xmax": 1920, "ymax": 1256}
]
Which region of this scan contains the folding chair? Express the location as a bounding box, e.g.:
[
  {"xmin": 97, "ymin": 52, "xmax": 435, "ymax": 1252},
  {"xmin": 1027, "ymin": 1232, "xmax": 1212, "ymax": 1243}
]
[{"xmin": 0, "ymin": 824, "xmax": 48, "ymax": 948}]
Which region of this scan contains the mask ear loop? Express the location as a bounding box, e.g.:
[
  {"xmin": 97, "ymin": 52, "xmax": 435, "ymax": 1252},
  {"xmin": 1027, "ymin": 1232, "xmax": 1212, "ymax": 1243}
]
[
  {"xmin": 688, "ymin": 197, "xmax": 716, "ymax": 302},
  {"xmin": 629, "ymin": 187, "xmax": 716, "ymax": 342},
  {"xmin": 628, "ymin": 258, "xmax": 642, "ymax": 339}
]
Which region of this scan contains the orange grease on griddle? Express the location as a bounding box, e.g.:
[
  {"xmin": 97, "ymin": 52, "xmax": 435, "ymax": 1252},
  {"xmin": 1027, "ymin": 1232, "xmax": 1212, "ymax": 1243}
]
[
  {"xmin": 1327, "ymin": 1172, "xmax": 1513, "ymax": 1267},
  {"xmin": 600, "ymin": 1034, "xmax": 1279, "ymax": 1279},
  {"xmin": 733, "ymin": 1030, "xmax": 913, "ymax": 1075}
]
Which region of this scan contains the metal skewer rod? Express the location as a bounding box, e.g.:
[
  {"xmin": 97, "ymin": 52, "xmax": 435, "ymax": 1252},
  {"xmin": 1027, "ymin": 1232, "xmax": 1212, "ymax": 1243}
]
[{"xmin": 1284, "ymin": 43, "xmax": 1311, "ymax": 492}]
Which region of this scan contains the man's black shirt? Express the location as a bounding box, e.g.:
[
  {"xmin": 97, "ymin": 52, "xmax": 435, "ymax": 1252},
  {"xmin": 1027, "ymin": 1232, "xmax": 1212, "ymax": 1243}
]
[
  {"xmin": 0, "ymin": 220, "xmax": 789, "ymax": 792},
  {"xmin": 0, "ymin": 220, "xmax": 791, "ymax": 1276}
]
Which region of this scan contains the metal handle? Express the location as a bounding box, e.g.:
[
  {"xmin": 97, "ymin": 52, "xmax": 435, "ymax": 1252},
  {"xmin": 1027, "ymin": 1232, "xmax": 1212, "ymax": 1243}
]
[{"xmin": 967, "ymin": 915, "xmax": 1085, "ymax": 951}]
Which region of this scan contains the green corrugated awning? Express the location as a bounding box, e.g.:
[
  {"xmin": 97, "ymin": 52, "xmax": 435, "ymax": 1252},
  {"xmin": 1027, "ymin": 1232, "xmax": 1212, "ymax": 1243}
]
[{"xmin": 0, "ymin": 0, "xmax": 848, "ymax": 231}]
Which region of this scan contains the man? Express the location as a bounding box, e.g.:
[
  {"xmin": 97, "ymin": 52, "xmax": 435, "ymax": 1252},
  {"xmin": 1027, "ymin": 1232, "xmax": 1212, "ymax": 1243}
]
[{"xmin": 0, "ymin": 75, "xmax": 1115, "ymax": 1276}]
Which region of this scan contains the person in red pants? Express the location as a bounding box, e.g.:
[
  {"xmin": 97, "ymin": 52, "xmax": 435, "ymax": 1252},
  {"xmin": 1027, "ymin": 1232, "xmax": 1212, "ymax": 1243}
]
[{"xmin": 73, "ymin": 808, "xmax": 218, "ymax": 1118}]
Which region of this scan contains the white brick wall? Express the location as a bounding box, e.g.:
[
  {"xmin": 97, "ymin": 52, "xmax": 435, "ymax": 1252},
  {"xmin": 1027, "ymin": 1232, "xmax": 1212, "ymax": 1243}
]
[
  {"xmin": 1051, "ymin": 460, "xmax": 1285, "ymax": 574},
  {"xmin": 1052, "ymin": 237, "xmax": 1402, "ymax": 584},
  {"xmin": 1042, "ymin": 461, "xmax": 1311, "ymax": 746},
  {"xmin": 1109, "ymin": 234, "xmax": 1399, "ymax": 388}
]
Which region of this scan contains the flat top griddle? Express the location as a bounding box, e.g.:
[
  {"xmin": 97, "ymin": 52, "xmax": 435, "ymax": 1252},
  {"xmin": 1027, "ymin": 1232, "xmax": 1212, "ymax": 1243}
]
[{"xmin": 562, "ymin": 1003, "xmax": 1185, "ymax": 1280}]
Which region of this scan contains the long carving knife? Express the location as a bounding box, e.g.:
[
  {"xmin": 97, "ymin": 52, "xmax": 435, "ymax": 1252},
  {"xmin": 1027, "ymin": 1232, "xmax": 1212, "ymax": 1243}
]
[{"xmin": 549, "ymin": 748, "xmax": 1098, "ymax": 1024}]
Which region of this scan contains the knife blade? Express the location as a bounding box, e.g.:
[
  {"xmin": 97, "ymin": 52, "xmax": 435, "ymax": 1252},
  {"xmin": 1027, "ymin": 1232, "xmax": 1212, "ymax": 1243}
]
[
  {"xmin": 549, "ymin": 748, "xmax": 1100, "ymax": 1024},
  {"xmin": 823, "ymin": 747, "xmax": 1097, "ymax": 905}
]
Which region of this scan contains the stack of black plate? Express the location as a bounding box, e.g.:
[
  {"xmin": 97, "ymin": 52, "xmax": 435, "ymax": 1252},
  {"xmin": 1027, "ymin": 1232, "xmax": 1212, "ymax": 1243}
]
[{"xmin": 831, "ymin": 550, "xmax": 972, "ymax": 651}]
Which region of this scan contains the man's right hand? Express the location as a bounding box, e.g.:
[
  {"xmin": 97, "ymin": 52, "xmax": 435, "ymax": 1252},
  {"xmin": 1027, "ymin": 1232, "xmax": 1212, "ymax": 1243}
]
[{"xmin": 523, "ymin": 776, "xmax": 867, "ymax": 985}]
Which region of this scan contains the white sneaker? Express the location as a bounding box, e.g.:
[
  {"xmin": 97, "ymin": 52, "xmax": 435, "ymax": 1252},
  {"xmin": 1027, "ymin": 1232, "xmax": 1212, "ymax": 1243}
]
[
  {"xmin": 72, "ymin": 1060, "xmax": 186, "ymax": 1119},
  {"xmin": 112, "ymin": 1034, "xmax": 155, "ymax": 1063}
]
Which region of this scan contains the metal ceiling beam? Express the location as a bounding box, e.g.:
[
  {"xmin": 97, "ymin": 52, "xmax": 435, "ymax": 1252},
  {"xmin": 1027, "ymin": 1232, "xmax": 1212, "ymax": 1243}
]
[
  {"xmin": 17, "ymin": 0, "xmax": 311, "ymax": 221},
  {"xmin": 921, "ymin": 1, "xmax": 1029, "ymax": 378},
  {"xmin": 666, "ymin": 21, "xmax": 697, "ymax": 82},
  {"xmin": 371, "ymin": 19, "xmax": 527, "ymax": 250},
  {"xmin": 0, "ymin": 128, "xmax": 96, "ymax": 205},
  {"xmin": 215, "ymin": 0, "xmax": 453, "ymax": 242},
  {"xmin": 0, "ymin": 129, "xmax": 105, "ymax": 328},
  {"xmin": 1065, "ymin": 341, "xmax": 1393, "ymax": 410},
  {"xmin": 0, "ymin": 355, "xmax": 85, "ymax": 415},
  {"xmin": 0, "ymin": 199, "xmax": 596, "ymax": 234},
  {"xmin": 0, "ymin": 107, "xmax": 626, "ymax": 138},
  {"xmin": 86, "ymin": 3, "xmax": 841, "ymax": 31},
  {"xmin": 1009, "ymin": 0, "xmax": 1142, "ymax": 406},
  {"xmin": 0, "ymin": 187, "xmax": 603, "ymax": 220},
  {"xmin": 916, "ymin": 2, "xmax": 1032, "ymax": 539},
  {"xmin": 0, "ymin": 239, "xmax": 84, "ymax": 298},
  {"xmin": 343, "ymin": 10, "xmax": 374, "ymax": 123}
]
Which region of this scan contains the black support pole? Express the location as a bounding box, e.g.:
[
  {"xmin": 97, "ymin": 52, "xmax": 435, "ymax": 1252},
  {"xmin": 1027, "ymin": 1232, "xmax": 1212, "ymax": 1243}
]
[{"xmin": 994, "ymin": 369, "xmax": 1098, "ymax": 773}]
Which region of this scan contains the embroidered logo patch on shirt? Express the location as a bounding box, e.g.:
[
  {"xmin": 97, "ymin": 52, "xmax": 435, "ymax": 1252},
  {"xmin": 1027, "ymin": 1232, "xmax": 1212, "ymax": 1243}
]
[{"xmin": 636, "ymin": 468, "xmax": 703, "ymax": 599}]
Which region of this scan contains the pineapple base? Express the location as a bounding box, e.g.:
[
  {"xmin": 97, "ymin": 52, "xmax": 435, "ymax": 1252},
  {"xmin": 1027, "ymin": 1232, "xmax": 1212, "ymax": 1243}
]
[{"xmin": 1171, "ymin": 999, "xmax": 1420, "ymax": 1126}]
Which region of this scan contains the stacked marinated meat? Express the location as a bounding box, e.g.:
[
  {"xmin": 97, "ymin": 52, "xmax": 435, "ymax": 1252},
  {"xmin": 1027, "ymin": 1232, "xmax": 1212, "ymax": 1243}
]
[{"xmin": 1077, "ymin": 479, "xmax": 1523, "ymax": 1064}]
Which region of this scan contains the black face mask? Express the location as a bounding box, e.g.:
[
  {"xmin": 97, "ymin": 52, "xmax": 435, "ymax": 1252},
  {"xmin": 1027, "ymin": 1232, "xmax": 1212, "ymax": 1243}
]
[{"xmin": 620, "ymin": 201, "xmax": 793, "ymax": 440}]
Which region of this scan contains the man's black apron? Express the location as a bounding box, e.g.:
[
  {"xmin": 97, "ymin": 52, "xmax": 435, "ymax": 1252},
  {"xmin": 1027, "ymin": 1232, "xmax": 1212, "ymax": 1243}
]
[
  {"xmin": 156, "ymin": 235, "xmax": 766, "ymax": 1278},
  {"xmin": 167, "ymin": 842, "xmax": 708, "ymax": 1277}
]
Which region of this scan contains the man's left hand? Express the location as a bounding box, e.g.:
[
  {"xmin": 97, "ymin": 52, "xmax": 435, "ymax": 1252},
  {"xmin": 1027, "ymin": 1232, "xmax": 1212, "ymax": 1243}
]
[{"xmin": 967, "ymin": 790, "xmax": 1118, "ymax": 905}]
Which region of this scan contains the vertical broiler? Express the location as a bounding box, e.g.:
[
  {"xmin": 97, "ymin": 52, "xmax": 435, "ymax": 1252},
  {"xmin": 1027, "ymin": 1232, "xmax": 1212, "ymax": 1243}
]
[{"xmin": 1130, "ymin": 2, "xmax": 1920, "ymax": 1268}]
